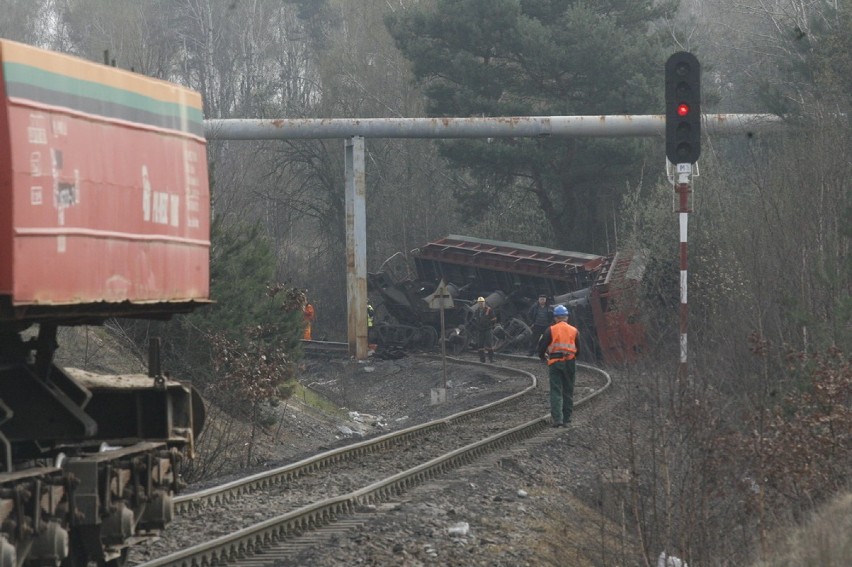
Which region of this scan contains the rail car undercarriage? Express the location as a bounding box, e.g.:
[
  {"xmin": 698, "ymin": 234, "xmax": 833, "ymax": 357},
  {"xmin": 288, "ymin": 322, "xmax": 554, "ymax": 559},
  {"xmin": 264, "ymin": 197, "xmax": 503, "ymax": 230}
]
[{"xmin": 0, "ymin": 324, "xmax": 204, "ymax": 567}]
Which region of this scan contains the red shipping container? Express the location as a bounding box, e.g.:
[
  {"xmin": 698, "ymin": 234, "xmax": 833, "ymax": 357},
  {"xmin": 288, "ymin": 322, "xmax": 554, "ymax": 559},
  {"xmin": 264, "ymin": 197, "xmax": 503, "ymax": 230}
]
[{"xmin": 0, "ymin": 40, "xmax": 209, "ymax": 321}]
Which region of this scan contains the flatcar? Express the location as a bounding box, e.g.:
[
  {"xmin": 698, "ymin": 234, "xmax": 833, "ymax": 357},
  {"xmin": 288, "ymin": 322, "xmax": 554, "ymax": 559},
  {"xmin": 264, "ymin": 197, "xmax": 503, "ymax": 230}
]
[{"xmin": 0, "ymin": 39, "xmax": 209, "ymax": 567}]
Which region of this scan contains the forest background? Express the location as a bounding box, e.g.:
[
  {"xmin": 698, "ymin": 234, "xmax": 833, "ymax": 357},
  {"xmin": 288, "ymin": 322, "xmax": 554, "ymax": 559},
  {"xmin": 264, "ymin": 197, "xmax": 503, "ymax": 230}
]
[{"xmin": 2, "ymin": 1, "xmax": 849, "ymax": 565}]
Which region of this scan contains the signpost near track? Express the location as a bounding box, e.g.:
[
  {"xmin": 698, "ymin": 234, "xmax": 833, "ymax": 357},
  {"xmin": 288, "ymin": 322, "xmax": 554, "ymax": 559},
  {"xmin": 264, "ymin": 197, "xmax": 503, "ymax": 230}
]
[{"xmin": 427, "ymin": 280, "xmax": 454, "ymax": 403}]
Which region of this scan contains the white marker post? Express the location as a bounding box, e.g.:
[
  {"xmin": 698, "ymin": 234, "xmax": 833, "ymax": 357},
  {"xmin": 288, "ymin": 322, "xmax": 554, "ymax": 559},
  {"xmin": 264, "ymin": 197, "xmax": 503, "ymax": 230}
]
[{"xmin": 427, "ymin": 280, "xmax": 454, "ymax": 403}]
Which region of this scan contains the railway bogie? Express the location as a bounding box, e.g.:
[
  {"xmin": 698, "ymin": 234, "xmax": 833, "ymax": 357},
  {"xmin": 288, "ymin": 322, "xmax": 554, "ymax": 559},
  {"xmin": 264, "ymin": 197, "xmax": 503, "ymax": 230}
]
[{"xmin": 63, "ymin": 443, "xmax": 180, "ymax": 565}]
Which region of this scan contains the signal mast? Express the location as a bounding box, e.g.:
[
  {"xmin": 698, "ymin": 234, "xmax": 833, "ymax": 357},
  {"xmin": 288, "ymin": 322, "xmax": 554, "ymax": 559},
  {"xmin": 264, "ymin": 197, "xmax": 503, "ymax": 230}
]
[{"xmin": 665, "ymin": 51, "xmax": 701, "ymax": 379}]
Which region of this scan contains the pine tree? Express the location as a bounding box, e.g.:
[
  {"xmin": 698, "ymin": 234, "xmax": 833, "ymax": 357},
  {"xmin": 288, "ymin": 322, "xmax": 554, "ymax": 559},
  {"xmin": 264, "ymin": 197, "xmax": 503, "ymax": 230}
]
[{"xmin": 386, "ymin": 0, "xmax": 675, "ymax": 251}]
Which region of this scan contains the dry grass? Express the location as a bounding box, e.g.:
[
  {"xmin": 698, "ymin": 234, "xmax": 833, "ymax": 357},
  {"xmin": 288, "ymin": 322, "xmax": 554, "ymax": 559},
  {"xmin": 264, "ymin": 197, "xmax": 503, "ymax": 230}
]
[
  {"xmin": 525, "ymin": 461, "xmax": 644, "ymax": 567},
  {"xmin": 531, "ymin": 492, "xmax": 644, "ymax": 567},
  {"xmin": 749, "ymin": 491, "xmax": 852, "ymax": 567}
]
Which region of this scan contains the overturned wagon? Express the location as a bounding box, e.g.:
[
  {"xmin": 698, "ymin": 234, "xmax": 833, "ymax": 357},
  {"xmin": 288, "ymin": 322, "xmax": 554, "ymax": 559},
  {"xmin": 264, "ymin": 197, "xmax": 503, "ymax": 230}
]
[{"xmin": 368, "ymin": 235, "xmax": 645, "ymax": 364}]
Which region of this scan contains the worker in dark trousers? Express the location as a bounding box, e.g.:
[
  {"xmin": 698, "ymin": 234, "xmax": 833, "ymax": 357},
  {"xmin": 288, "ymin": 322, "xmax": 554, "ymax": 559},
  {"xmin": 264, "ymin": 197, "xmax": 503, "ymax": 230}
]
[
  {"xmin": 471, "ymin": 296, "xmax": 497, "ymax": 363},
  {"xmin": 537, "ymin": 305, "xmax": 579, "ymax": 427},
  {"xmin": 526, "ymin": 293, "xmax": 553, "ymax": 355}
]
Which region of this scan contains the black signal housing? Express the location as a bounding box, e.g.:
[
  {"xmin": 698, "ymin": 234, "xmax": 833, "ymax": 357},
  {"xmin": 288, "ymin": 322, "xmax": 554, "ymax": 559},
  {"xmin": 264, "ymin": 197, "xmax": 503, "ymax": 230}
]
[{"xmin": 665, "ymin": 52, "xmax": 701, "ymax": 164}]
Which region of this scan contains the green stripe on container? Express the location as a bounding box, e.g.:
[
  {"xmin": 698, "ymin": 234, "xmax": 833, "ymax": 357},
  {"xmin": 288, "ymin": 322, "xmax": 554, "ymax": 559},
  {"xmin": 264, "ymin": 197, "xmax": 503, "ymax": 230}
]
[{"xmin": 3, "ymin": 62, "xmax": 203, "ymax": 135}]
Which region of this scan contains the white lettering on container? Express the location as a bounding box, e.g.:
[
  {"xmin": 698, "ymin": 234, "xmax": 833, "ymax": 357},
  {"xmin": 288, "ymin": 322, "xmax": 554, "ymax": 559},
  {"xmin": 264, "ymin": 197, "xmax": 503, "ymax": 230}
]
[
  {"xmin": 28, "ymin": 113, "xmax": 48, "ymax": 145},
  {"xmin": 183, "ymin": 148, "xmax": 200, "ymax": 230},
  {"xmin": 30, "ymin": 152, "xmax": 42, "ymax": 177},
  {"xmin": 52, "ymin": 148, "xmax": 79, "ymax": 226},
  {"xmin": 141, "ymin": 164, "xmax": 182, "ymax": 228},
  {"xmin": 142, "ymin": 165, "xmax": 152, "ymax": 221},
  {"xmin": 153, "ymin": 192, "xmax": 169, "ymax": 224},
  {"xmin": 170, "ymin": 194, "xmax": 180, "ymax": 227},
  {"xmin": 51, "ymin": 117, "xmax": 68, "ymax": 137}
]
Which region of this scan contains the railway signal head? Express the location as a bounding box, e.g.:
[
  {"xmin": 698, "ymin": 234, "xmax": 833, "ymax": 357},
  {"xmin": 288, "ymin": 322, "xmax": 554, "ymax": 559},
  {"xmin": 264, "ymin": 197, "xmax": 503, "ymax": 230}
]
[{"xmin": 665, "ymin": 51, "xmax": 701, "ymax": 164}]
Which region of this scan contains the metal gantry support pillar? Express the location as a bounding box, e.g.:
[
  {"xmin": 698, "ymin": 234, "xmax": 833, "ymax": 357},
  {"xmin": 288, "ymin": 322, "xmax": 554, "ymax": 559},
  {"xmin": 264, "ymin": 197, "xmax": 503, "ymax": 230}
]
[{"xmin": 344, "ymin": 136, "xmax": 368, "ymax": 359}]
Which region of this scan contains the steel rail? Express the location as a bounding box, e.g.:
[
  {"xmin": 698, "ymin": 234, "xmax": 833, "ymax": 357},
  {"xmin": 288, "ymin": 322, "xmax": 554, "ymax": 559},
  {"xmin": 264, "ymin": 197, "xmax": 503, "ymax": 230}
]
[
  {"xmin": 174, "ymin": 355, "xmax": 537, "ymax": 513},
  {"xmin": 299, "ymin": 339, "xmax": 349, "ymax": 354},
  {"xmin": 138, "ymin": 360, "xmax": 610, "ymax": 567}
]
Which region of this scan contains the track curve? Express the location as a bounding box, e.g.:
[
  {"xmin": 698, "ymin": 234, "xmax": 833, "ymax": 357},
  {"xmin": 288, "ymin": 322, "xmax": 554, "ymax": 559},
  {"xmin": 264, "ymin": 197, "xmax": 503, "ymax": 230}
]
[{"xmin": 130, "ymin": 354, "xmax": 610, "ymax": 567}]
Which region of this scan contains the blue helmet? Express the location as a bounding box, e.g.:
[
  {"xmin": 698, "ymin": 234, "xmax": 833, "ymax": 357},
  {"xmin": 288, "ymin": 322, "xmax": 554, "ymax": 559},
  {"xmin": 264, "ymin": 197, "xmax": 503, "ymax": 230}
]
[{"xmin": 553, "ymin": 304, "xmax": 569, "ymax": 317}]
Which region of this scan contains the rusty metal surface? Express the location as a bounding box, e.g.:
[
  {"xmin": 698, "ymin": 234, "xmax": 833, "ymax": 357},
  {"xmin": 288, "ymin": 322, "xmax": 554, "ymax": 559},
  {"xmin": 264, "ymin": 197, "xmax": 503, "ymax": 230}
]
[
  {"xmin": 372, "ymin": 235, "xmax": 645, "ymax": 364},
  {"xmin": 411, "ymin": 235, "xmax": 608, "ymax": 298},
  {"xmin": 64, "ymin": 367, "xmax": 203, "ymax": 448},
  {"xmin": 415, "ymin": 234, "xmax": 603, "ymax": 280},
  {"xmin": 588, "ymin": 251, "xmax": 646, "ymax": 364}
]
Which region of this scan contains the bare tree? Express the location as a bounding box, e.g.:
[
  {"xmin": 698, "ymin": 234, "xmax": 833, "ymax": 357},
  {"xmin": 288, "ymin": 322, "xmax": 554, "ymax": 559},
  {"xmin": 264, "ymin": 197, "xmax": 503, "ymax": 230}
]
[{"xmin": 0, "ymin": 0, "xmax": 52, "ymax": 46}]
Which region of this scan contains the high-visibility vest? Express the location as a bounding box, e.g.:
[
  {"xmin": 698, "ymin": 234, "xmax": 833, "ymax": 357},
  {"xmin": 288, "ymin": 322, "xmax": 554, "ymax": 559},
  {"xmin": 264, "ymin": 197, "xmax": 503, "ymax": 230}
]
[{"xmin": 546, "ymin": 321, "xmax": 578, "ymax": 365}]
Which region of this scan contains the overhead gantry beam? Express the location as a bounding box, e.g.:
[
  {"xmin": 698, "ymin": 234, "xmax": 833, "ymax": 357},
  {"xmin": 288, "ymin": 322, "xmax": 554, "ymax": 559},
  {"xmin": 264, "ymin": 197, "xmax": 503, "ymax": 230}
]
[{"xmin": 205, "ymin": 114, "xmax": 782, "ymax": 140}]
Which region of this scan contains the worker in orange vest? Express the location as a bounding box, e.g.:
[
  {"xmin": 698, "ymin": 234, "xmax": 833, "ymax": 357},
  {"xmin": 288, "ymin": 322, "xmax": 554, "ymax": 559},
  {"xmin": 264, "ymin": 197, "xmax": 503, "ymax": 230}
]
[
  {"xmin": 303, "ymin": 301, "xmax": 315, "ymax": 340},
  {"xmin": 536, "ymin": 304, "xmax": 579, "ymax": 427}
]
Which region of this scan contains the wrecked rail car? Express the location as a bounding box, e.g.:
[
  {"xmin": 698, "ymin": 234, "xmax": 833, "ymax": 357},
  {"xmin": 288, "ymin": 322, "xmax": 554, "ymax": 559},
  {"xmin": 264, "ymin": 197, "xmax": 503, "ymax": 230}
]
[{"xmin": 367, "ymin": 235, "xmax": 645, "ymax": 364}]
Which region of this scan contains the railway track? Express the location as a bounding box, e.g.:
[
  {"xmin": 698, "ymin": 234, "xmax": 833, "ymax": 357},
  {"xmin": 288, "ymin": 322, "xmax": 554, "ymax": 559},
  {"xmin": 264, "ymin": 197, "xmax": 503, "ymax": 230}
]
[
  {"xmin": 131, "ymin": 354, "xmax": 610, "ymax": 567},
  {"xmin": 299, "ymin": 339, "xmax": 350, "ymax": 356}
]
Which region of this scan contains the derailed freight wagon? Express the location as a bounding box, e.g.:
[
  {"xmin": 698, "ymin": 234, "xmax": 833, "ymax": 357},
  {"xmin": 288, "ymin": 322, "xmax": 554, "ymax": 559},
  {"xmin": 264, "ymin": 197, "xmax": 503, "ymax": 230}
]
[
  {"xmin": 368, "ymin": 235, "xmax": 645, "ymax": 364},
  {"xmin": 0, "ymin": 39, "xmax": 208, "ymax": 567}
]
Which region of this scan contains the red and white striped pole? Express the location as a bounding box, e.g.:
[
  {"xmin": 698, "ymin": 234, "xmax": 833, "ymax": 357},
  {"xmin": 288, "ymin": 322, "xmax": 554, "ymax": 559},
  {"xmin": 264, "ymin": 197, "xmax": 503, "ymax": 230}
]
[{"xmin": 674, "ymin": 163, "xmax": 692, "ymax": 379}]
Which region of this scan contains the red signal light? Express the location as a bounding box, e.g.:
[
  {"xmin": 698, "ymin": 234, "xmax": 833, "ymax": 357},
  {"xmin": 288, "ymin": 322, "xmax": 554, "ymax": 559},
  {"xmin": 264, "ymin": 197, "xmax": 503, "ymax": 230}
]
[{"xmin": 677, "ymin": 103, "xmax": 690, "ymax": 117}]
